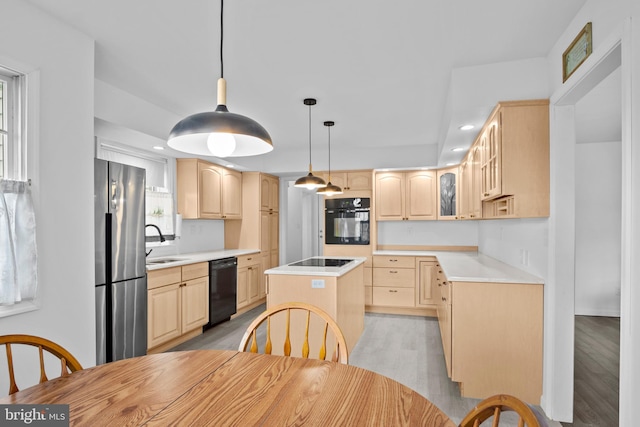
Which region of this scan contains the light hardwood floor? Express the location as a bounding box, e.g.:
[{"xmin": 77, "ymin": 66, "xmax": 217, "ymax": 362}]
[
  {"xmin": 561, "ymin": 315, "xmax": 620, "ymax": 427},
  {"xmin": 173, "ymin": 305, "xmax": 561, "ymax": 426}
]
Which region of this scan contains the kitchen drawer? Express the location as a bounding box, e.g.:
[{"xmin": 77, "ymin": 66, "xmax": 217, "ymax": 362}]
[
  {"xmin": 237, "ymin": 254, "xmax": 259, "ymax": 269},
  {"xmin": 372, "ymin": 287, "xmax": 415, "ymax": 307},
  {"xmin": 373, "ymin": 268, "xmax": 415, "ymax": 288},
  {"xmin": 148, "ymin": 266, "xmax": 182, "ymax": 290},
  {"xmin": 373, "ymin": 256, "xmax": 415, "ymax": 269},
  {"xmin": 181, "ymin": 262, "xmax": 209, "ymax": 281}
]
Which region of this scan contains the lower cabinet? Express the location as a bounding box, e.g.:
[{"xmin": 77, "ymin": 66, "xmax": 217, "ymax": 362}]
[
  {"xmin": 147, "ymin": 262, "xmax": 209, "ymax": 352},
  {"xmin": 237, "ymin": 254, "xmax": 262, "ymax": 310},
  {"xmin": 370, "ymin": 255, "xmax": 440, "ymax": 314},
  {"xmin": 372, "ymin": 256, "xmax": 416, "ymax": 307},
  {"xmin": 437, "ymin": 275, "xmax": 544, "ymax": 404}
]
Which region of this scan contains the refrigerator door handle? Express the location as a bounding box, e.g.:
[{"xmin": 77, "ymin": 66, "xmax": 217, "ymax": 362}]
[{"xmin": 111, "ymin": 179, "xmax": 118, "ymax": 210}]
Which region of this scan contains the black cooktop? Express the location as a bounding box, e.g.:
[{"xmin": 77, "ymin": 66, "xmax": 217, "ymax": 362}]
[{"xmin": 289, "ymin": 258, "xmax": 354, "ymax": 267}]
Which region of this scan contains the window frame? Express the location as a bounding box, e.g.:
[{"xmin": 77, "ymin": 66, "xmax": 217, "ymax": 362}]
[{"xmin": 0, "ymin": 58, "xmax": 40, "ymax": 318}]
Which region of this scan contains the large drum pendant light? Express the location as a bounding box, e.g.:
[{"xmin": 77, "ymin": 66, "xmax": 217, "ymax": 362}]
[
  {"xmin": 316, "ymin": 121, "xmax": 343, "ymax": 196},
  {"xmin": 167, "ymin": 0, "xmax": 272, "ymax": 157},
  {"xmin": 295, "ymin": 98, "xmax": 326, "ymax": 190}
]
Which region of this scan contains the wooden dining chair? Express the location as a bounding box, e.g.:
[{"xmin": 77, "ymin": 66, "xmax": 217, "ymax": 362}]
[
  {"xmin": 238, "ymin": 302, "xmax": 349, "ymax": 364},
  {"xmin": 0, "ymin": 334, "xmax": 83, "ymax": 395},
  {"xmin": 459, "ymin": 394, "xmax": 548, "ymax": 427}
]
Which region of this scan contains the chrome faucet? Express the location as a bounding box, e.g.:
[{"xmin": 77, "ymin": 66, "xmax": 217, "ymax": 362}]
[{"xmin": 145, "ymin": 224, "xmax": 166, "ymax": 257}]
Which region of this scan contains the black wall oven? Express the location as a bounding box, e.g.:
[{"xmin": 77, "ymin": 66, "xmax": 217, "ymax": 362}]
[{"xmin": 325, "ymin": 197, "xmax": 370, "ymax": 245}]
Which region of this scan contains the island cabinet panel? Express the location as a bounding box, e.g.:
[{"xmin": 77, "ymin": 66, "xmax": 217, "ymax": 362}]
[
  {"xmin": 147, "ymin": 262, "xmax": 209, "ymax": 353},
  {"xmin": 445, "ymin": 280, "xmax": 543, "ymax": 404},
  {"xmin": 266, "ymin": 264, "xmax": 365, "ymax": 354}
]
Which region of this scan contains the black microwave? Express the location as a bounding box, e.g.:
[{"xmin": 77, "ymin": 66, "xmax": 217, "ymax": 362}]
[{"xmin": 325, "ymin": 198, "xmax": 370, "ymax": 245}]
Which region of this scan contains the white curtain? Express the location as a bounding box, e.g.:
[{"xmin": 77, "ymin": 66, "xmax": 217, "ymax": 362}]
[{"xmin": 0, "ymin": 180, "xmax": 37, "ymax": 304}]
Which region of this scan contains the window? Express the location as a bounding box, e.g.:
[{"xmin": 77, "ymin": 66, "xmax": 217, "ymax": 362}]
[
  {"xmin": 0, "ymin": 66, "xmax": 26, "ymax": 181},
  {"xmin": 96, "ymin": 138, "xmax": 176, "ymax": 242},
  {"xmin": 0, "ymin": 64, "xmax": 37, "ymax": 317}
]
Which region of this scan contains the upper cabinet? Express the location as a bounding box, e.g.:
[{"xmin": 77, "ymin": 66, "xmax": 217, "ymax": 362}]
[
  {"xmin": 260, "ymin": 174, "xmax": 279, "ymax": 212},
  {"xmin": 177, "ymin": 159, "xmax": 242, "ymax": 220},
  {"xmin": 375, "ymin": 170, "xmax": 437, "ymax": 221},
  {"xmin": 478, "ymin": 99, "xmax": 550, "ymax": 218},
  {"xmin": 436, "ymin": 167, "xmax": 458, "ymax": 220},
  {"xmin": 317, "ymin": 170, "xmax": 373, "ymax": 192},
  {"xmin": 458, "ymin": 145, "xmax": 482, "ymax": 220}
]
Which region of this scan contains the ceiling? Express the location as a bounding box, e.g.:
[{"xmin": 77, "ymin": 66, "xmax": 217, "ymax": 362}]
[{"xmin": 27, "ymin": 0, "xmax": 589, "ymax": 175}]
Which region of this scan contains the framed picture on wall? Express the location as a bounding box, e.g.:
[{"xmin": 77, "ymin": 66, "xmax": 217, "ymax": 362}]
[{"xmin": 562, "ymin": 22, "xmax": 593, "ymax": 82}]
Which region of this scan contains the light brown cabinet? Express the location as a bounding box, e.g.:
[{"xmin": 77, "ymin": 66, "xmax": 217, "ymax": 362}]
[
  {"xmin": 260, "ymin": 174, "xmax": 279, "ymax": 212},
  {"xmin": 435, "ymin": 264, "xmax": 544, "ymax": 404},
  {"xmin": 147, "ymin": 262, "xmax": 209, "ymax": 352},
  {"xmin": 476, "ymin": 99, "xmax": 550, "ymax": 218},
  {"xmin": 416, "ymin": 257, "xmax": 439, "ymax": 307},
  {"xmin": 225, "ymin": 172, "xmax": 280, "ymax": 312},
  {"xmin": 458, "ymin": 144, "xmax": 482, "ymax": 220},
  {"xmin": 436, "ymin": 167, "xmax": 458, "ymax": 220},
  {"xmin": 176, "ymin": 158, "xmax": 242, "ymax": 219},
  {"xmin": 375, "ymin": 170, "xmax": 437, "ymax": 221},
  {"xmin": 318, "ymin": 170, "xmax": 372, "ymax": 191},
  {"xmin": 237, "ymin": 254, "xmax": 261, "ymax": 310},
  {"xmin": 372, "ymin": 256, "xmax": 416, "ymax": 307}
]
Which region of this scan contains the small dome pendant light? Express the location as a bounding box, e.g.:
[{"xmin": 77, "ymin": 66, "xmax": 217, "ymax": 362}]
[
  {"xmin": 316, "ymin": 121, "xmax": 343, "ymax": 196},
  {"xmin": 167, "ymin": 0, "xmax": 272, "ymax": 157},
  {"xmin": 294, "ymin": 98, "xmax": 326, "ymax": 190}
]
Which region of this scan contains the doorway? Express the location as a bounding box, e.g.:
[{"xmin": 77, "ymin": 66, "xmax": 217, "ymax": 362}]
[
  {"xmin": 285, "ymin": 180, "xmax": 323, "ymax": 264},
  {"xmin": 565, "ymin": 66, "xmax": 622, "ymax": 427}
]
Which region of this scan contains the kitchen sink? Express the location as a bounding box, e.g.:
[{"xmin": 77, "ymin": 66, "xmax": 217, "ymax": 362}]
[{"xmin": 146, "ymin": 258, "xmax": 184, "ymax": 265}]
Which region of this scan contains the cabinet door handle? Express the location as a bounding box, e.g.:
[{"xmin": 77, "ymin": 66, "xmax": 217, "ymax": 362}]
[
  {"xmin": 441, "ymin": 297, "xmax": 446, "ymax": 301},
  {"xmin": 484, "ymin": 192, "xmax": 489, "ymax": 196}
]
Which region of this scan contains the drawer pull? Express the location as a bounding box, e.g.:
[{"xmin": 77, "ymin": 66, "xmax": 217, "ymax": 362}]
[
  {"xmin": 441, "ymin": 297, "xmax": 446, "ymax": 301},
  {"xmin": 389, "ymin": 270, "xmax": 398, "ymax": 274},
  {"xmin": 389, "ymin": 290, "xmax": 398, "ymax": 293},
  {"xmin": 389, "ymin": 259, "xmax": 398, "ymax": 262}
]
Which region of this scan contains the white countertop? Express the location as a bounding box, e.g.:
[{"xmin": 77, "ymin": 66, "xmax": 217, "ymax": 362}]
[
  {"xmin": 264, "ymin": 257, "xmax": 367, "ymax": 277},
  {"xmin": 145, "ymin": 249, "xmax": 260, "ymax": 271},
  {"xmin": 373, "ymin": 250, "xmax": 544, "ymax": 284}
]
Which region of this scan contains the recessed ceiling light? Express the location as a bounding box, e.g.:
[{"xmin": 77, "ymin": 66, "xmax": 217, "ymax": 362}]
[
  {"xmin": 153, "ymin": 146, "xmax": 164, "ymax": 150},
  {"xmin": 226, "ymin": 164, "xmax": 235, "ymax": 168},
  {"xmin": 446, "ymin": 162, "xmax": 457, "ymax": 166},
  {"xmin": 459, "ymin": 125, "xmax": 474, "ymax": 131},
  {"xmin": 451, "ymin": 147, "xmax": 464, "ymax": 152}
]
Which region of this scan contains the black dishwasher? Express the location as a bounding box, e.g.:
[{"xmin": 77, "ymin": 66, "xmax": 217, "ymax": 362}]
[{"xmin": 204, "ymin": 257, "xmax": 238, "ymax": 330}]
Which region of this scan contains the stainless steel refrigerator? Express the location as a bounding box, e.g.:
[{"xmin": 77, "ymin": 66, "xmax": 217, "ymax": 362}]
[{"xmin": 95, "ymin": 159, "xmax": 147, "ymax": 365}]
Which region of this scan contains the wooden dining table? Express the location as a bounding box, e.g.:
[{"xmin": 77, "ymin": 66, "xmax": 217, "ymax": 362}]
[{"xmin": 0, "ymin": 350, "xmax": 455, "ymax": 426}]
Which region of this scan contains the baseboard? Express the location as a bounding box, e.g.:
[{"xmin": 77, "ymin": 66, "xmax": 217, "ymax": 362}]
[{"xmin": 574, "ymin": 308, "xmax": 621, "ymax": 317}]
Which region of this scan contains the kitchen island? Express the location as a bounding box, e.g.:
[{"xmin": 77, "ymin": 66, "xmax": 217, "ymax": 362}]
[{"xmin": 264, "ymin": 257, "xmax": 366, "ymax": 354}]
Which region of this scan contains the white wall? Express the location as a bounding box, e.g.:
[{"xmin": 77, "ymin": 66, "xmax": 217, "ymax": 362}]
[
  {"xmin": 377, "ymin": 221, "xmax": 478, "ymax": 247},
  {"xmin": 478, "ymin": 219, "xmax": 548, "ymax": 280},
  {"xmin": 0, "ymin": 0, "xmax": 95, "ymax": 391},
  {"xmin": 545, "ymin": 0, "xmax": 637, "ymax": 423},
  {"xmin": 147, "ymin": 220, "xmax": 225, "ymax": 259},
  {"xmin": 575, "ymin": 141, "xmax": 621, "ymax": 316}
]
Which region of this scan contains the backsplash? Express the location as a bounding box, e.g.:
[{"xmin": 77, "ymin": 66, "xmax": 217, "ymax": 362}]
[
  {"xmin": 376, "ymin": 221, "xmax": 479, "ymax": 247},
  {"xmin": 146, "ymin": 219, "xmax": 225, "ymax": 258}
]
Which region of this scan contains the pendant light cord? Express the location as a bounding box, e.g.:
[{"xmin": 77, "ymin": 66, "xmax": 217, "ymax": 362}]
[
  {"xmin": 308, "ymin": 104, "xmax": 312, "ymax": 169},
  {"xmin": 220, "ymin": 0, "xmax": 224, "ymax": 78},
  {"xmin": 327, "ymin": 125, "xmax": 332, "ymax": 178}
]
